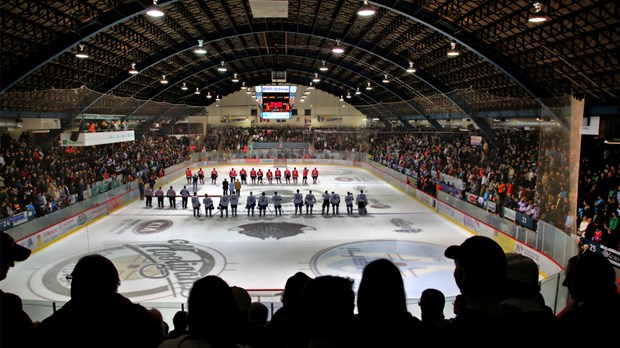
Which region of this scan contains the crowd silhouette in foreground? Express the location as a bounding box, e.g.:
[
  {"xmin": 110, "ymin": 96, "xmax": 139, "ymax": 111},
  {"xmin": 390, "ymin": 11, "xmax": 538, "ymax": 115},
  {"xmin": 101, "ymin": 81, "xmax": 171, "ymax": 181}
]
[{"xmin": 2, "ymin": 231, "xmax": 618, "ymax": 348}]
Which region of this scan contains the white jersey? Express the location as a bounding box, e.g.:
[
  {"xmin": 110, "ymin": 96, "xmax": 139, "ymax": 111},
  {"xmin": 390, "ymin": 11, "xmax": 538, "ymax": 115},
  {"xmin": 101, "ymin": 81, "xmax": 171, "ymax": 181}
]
[
  {"xmin": 191, "ymin": 196, "xmax": 200, "ymax": 208},
  {"xmin": 220, "ymin": 195, "xmax": 230, "ymax": 207},
  {"xmin": 345, "ymin": 195, "xmax": 354, "ymax": 206},
  {"xmin": 272, "ymin": 194, "xmax": 282, "ymax": 207},
  {"xmin": 294, "ymin": 192, "xmax": 303, "ymax": 204},
  {"xmin": 258, "ymin": 196, "xmax": 269, "ymax": 207},
  {"xmin": 356, "ymin": 193, "xmax": 368, "ymax": 204},
  {"xmin": 305, "ymin": 193, "xmax": 316, "ymax": 206},
  {"xmin": 180, "ymin": 188, "xmax": 190, "ymax": 198},
  {"xmin": 203, "ymin": 197, "xmax": 214, "ymax": 208},
  {"xmin": 229, "ymin": 195, "xmax": 238, "ymax": 205},
  {"xmin": 246, "ymin": 195, "xmax": 256, "ymax": 207},
  {"xmin": 322, "ymin": 192, "xmax": 330, "ymax": 201},
  {"xmin": 330, "ymin": 193, "xmax": 340, "ymax": 204}
]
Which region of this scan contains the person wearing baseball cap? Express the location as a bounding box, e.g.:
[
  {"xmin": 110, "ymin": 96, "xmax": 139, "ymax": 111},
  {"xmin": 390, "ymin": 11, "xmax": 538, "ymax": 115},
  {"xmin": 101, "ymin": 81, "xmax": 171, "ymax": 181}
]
[
  {"xmin": 1, "ymin": 231, "xmax": 35, "ymax": 348},
  {"xmin": 441, "ymin": 235, "xmax": 508, "ymax": 347}
]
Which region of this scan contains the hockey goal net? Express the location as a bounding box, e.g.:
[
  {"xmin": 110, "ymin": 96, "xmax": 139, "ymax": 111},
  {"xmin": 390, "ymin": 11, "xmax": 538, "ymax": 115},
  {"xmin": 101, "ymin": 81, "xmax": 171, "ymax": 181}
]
[{"xmin": 274, "ymin": 158, "xmax": 287, "ymax": 168}]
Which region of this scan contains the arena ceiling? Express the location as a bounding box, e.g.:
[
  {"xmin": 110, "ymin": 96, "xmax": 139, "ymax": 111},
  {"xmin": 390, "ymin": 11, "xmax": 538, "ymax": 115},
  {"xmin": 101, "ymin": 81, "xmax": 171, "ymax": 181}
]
[{"xmin": 0, "ymin": 0, "xmax": 618, "ymax": 137}]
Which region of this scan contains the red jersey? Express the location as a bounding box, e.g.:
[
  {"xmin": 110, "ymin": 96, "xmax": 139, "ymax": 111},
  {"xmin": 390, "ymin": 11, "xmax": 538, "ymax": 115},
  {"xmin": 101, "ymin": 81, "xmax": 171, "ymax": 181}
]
[
  {"xmin": 257, "ymin": 170, "xmax": 263, "ymax": 177},
  {"xmin": 312, "ymin": 169, "xmax": 319, "ymax": 177},
  {"xmin": 284, "ymin": 169, "xmax": 291, "ymax": 177},
  {"xmin": 212, "ymin": 169, "xmax": 218, "ymax": 176},
  {"xmin": 266, "ymin": 170, "xmax": 273, "ymax": 179},
  {"xmin": 250, "ymin": 169, "xmax": 257, "ymax": 177},
  {"xmin": 303, "ymin": 168, "xmax": 309, "ymax": 176},
  {"xmin": 292, "ymin": 169, "xmax": 299, "ymax": 177},
  {"xmin": 275, "ymin": 169, "xmax": 281, "ymax": 178},
  {"xmin": 229, "ymin": 169, "xmax": 237, "ymax": 177},
  {"xmin": 198, "ymin": 169, "xmax": 204, "ymax": 176},
  {"xmin": 186, "ymin": 169, "xmax": 192, "ymax": 177},
  {"xmin": 240, "ymin": 169, "xmax": 247, "ymax": 176}
]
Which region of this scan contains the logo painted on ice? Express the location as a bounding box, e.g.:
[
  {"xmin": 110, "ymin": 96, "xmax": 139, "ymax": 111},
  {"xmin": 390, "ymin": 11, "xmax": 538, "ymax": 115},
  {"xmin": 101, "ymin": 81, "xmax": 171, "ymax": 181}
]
[
  {"xmin": 34, "ymin": 240, "xmax": 225, "ymax": 301},
  {"xmin": 230, "ymin": 222, "xmax": 316, "ymax": 240},
  {"xmin": 133, "ymin": 219, "xmax": 173, "ymax": 234},
  {"xmin": 390, "ymin": 218, "xmax": 422, "ymax": 233}
]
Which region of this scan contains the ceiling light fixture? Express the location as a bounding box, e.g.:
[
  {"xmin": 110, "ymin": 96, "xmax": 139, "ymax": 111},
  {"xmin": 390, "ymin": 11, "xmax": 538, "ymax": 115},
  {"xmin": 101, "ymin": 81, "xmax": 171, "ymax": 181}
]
[
  {"xmin": 382, "ymin": 74, "xmax": 390, "ymax": 83},
  {"xmin": 193, "ymin": 39, "xmax": 207, "ymax": 55},
  {"xmin": 217, "ymin": 61, "xmax": 227, "ymax": 72},
  {"xmin": 240, "ymin": 82, "xmax": 247, "ymax": 90},
  {"xmin": 232, "ymin": 73, "xmax": 239, "ymax": 83},
  {"xmin": 312, "ymin": 73, "xmax": 321, "ymax": 83},
  {"xmin": 346, "ymin": 92, "xmax": 352, "ymax": 99},
  {"xmin": 447, "ymin": 41, "xmax": 460, "ymax": 57},
  {"xmin": 357, "ymin": 0, "xmax": 376, "ymax": 17},
  {"xmin": 206, "ymin": 91, "xmax": 212, "ymax": 99},
  {"xmin": 332, "ymin": 39, "xmax": 345, "ymax": 54},
  {"xmin": 146, "ymin": 0, "xmax": 165, "ymax": 18},
  {"xmin": 406, "ymin": 61, "xmax": 416, "ymax": 73},
  {"xmin": 320, "ymin": 60, "xmax": 329, "ymax": 71},
  {"xmin": 339, "ymin": 95, "xmax": 344, "ymax": 101},
  {"xmin": 128, "ymin": 63, "xmax": 138, "ymax": 75},
  {"xmin": 75, "ymin": 44, "xmax": 89, "ymax": 59},
  {"xmin": 160, "ymin": 75, "xmax": 168, "ymax": 84},
  {"xmin": 216, "ymin": 95, "xmax": 221, "ymax": 101},
  {"xmin": 365, "ymin": 82, "xmax": 373, "ymax": 90},
  {"xmin": 355, "ymin": 87, "xmax": 361, "ymax": 95},
  {"xmin": 194, "ymin": 88, "xmax": 200, "ymax": 95},
  {"xmin": 528, "ymin": 2, "xmax": 548, "ymax": 23},
  {"xmin": 308, "ymin": 82, "xmax": 315, "ymax": 90},
  {"xmin": 181, "ymin": 82, "xmax": 188, "ymax": 91}
]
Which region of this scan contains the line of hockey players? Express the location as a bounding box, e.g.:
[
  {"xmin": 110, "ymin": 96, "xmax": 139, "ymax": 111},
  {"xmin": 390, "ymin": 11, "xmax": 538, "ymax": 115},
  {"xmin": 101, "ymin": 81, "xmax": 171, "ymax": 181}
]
[
  {"xmin": 145, "ymin": 183, "xmax": 368, "ymax": 218},
  {"xmin": 207, "ymin": 167, "xmax": 320, "ymax": 185}
]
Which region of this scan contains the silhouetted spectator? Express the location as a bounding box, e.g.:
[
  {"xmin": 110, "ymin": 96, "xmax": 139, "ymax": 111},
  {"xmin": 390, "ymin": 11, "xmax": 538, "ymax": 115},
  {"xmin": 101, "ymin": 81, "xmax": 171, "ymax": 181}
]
[
  {"xmin": 269, "ymin": 271, "xmax": 312, "ymax": 348},
  {"xmin": 35, "ymin": 254, "xmax": 162, "ymax": 348},
  {"xmin": 441, "ymin": 236, "xmax": 508, "ymax": 348},
  {"xmin": 558, "ymin": 252, "xmax": 619, "ymax": 346},
  {"xmin": 159, "ymin": 275, "xmax": 238, "ymax": 348},
  {"xmin": 166, "ymin": 310, "xmax": 188, "ymax": 339},
  {"xmin": 419, "ymin": 288, "xmax": 448, "ymax": 327},
  {"xmin": 349, "ymin": 258, "xmax": 421, "ymax": 348},
  {"xmin": 249, "ymin": 302, "xmax": 269, "ymax": 327},
  {"xmin": 1, "ymin": 232, "xmax": 35, "ymax": 348}
]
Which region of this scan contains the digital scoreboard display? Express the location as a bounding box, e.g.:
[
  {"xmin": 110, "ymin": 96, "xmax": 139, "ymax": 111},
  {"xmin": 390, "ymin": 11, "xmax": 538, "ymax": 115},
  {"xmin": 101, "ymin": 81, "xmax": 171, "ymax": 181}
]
[{"xmin": 256, "ymin": 85, "xmax": 297, "ymax": 119}]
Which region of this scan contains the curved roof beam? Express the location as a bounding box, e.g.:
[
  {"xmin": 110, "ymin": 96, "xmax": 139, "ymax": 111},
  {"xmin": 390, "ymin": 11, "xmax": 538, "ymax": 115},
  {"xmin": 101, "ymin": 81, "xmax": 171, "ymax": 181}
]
[{"xmin": 370, "ymin": 0, "xmax": 568, "ymax": 129}]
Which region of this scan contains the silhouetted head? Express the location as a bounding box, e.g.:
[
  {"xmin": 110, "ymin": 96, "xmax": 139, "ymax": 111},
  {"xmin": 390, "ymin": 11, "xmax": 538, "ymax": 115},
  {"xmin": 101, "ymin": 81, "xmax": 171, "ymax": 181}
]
[{"xmin": 69, "ymin": 254, "xmax": 120, "ymax": 299}]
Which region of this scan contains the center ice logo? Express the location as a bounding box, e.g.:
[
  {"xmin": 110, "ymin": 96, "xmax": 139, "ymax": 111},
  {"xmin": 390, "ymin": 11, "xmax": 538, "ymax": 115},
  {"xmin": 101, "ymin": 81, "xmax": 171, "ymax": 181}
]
[
  {"xmin": 230, "ymin": 222, "xmax": 316, "ymax": 240},
  {"xmin": 36, "ymin": 239, "xmax": 225, "ymax": 301}
]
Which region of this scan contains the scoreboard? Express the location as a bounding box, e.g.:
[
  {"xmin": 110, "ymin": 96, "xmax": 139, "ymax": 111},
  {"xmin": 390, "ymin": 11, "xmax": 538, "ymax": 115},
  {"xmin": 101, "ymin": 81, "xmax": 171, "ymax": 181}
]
[{"xmin": 256, "ymin": 85, "xmax": 297, "ymax": 119}]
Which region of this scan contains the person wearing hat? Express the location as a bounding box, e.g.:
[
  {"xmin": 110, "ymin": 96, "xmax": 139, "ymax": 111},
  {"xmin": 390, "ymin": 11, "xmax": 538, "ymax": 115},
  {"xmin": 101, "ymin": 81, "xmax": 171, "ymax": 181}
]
[
  {"xmin": 499, "ymin": 253, "xmax": 559, "ymax": 345},
  {"xmin": 1, "ymin": 231, "xmax": 35, "ymax": 348},
  {"xmin": 440, "ymin": 235, "xmax": 508, "ymax": 347}
]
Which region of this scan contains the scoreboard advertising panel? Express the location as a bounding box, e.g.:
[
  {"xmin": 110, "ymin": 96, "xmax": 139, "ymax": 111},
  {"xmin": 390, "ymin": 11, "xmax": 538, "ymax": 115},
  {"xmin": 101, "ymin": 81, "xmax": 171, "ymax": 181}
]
[{"xmin": 256, "ymin": 85, "xmax": 297, "ymax": 119}]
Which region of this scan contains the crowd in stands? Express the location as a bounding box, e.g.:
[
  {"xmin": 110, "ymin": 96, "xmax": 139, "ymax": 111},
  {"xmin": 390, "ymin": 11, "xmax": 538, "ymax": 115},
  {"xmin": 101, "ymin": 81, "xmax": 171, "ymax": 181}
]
[
  {"xmin": 204, "ymin": 126, "xmax": 369, "ymax": 153},
  {"xmin": 84, "ymin": 119, "xmax": 129, "ymax": 132},
  {"xmin": 2, "ymin": 233, "xmax": 617, "ymax": 348},
  {"xmin": 0, "ymin": 132, "xmax": 190, "ymax": 219}
]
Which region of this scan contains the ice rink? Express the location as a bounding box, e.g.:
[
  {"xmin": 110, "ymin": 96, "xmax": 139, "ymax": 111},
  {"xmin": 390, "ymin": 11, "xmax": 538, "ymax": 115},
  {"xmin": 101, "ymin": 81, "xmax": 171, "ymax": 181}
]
[{"xmin": 3, "ymin": 164, "xmax": 475, "ymax": 317}]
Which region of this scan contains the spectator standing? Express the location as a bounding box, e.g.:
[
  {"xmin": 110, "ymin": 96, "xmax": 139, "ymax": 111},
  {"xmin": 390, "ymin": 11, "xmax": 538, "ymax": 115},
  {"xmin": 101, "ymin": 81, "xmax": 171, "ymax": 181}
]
[
  {"xmin": 35, "ymin": 254, "xmax": 162, "ymax": 348},
  {"xmin": 235, "ymin": 179, "xmax": 241, "ymax": 197},
  {"xmin": 222, "ymin": 178, "xmax": 229, "ymax": 196},
  {"xmin": 1, "ymin": 232, "xmax": 35, "ymax": 348}
]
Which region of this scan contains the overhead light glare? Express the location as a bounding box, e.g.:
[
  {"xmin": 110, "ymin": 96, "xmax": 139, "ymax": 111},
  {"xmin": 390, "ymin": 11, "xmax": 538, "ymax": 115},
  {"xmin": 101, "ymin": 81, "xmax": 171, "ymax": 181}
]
[
  {"xmin": 75, "ymin": 44, "xmax": 89, "ymax": 59},
  {"xmin": 160, "ymin": 75, "xmax": 169, "ymax": 84},
  {"xmin": 355, "ymin": 87, "xmax": 361, "ymax": 95},
  {"xmin": 339, "ymin": 95, "xmax": 344, "ymax": 101},
  {"xmin": 193, "ymin": 39, "xmax": 207, "ymax": 55},
  {"xmin": 206, "ymin": 92, "xmax": 212, "ymax": 99},
  {"xmin": 312, "ymin": 73, "xmax": 321, "ymax": 83},
  {"xmin": 332, "ymin": 39, "xmax": 345, "ymax": 54},
  {"xmin": 346, "ymin": 92, "xmax": 352, "ymax": 99},
  {"xmin": 406, "ymin": 61, "xmax": 416, "ymax": 73},
  {"xmin": 181, "ymin": 82, "xmax": 188, "ymax": 91},
  {"xmin": 319, "ymin": 60, "xmax": 328, "ymax": 71},
  {"xmin": 240, "ymin": 82, "xmax": 247, "ymax": 90},
  {"xmin": 128, "ymin": 63, "xmax": 138, "ymax": 74},
  {"xmin": 232, "ymin": 73, "xmax": 239, "ymax": 83},
  {"xmin": 217, "ymin": 61, "xmax": 227, "ymax": 72},
  {"xmin": 382, "ymin": 74, "xmax": 390, "ymax": 83},
  {"xmin": 357, "ymin": 0, "xmax": 376, "ymax": 17},
  {"xmin": 447, "ymin": 41, "xmax": 460, "ymax": 57},
  {"xmin": 308, "ymin": 82, "xmax": 315, "ymax": 90},
  {"xmin": 146, "ymin": 0, "xmax": 165, "ymax": 18},
  {"xmin": 365, "ymin": 82, "xmax": 373, "ymax": 90},
  {"xmin": 194, "ymin": 88, "xmax": 200, "ymax": 95},
  {"xmin": 528, "ymin": 2, "xmax": 548, "ymax": 23}
]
